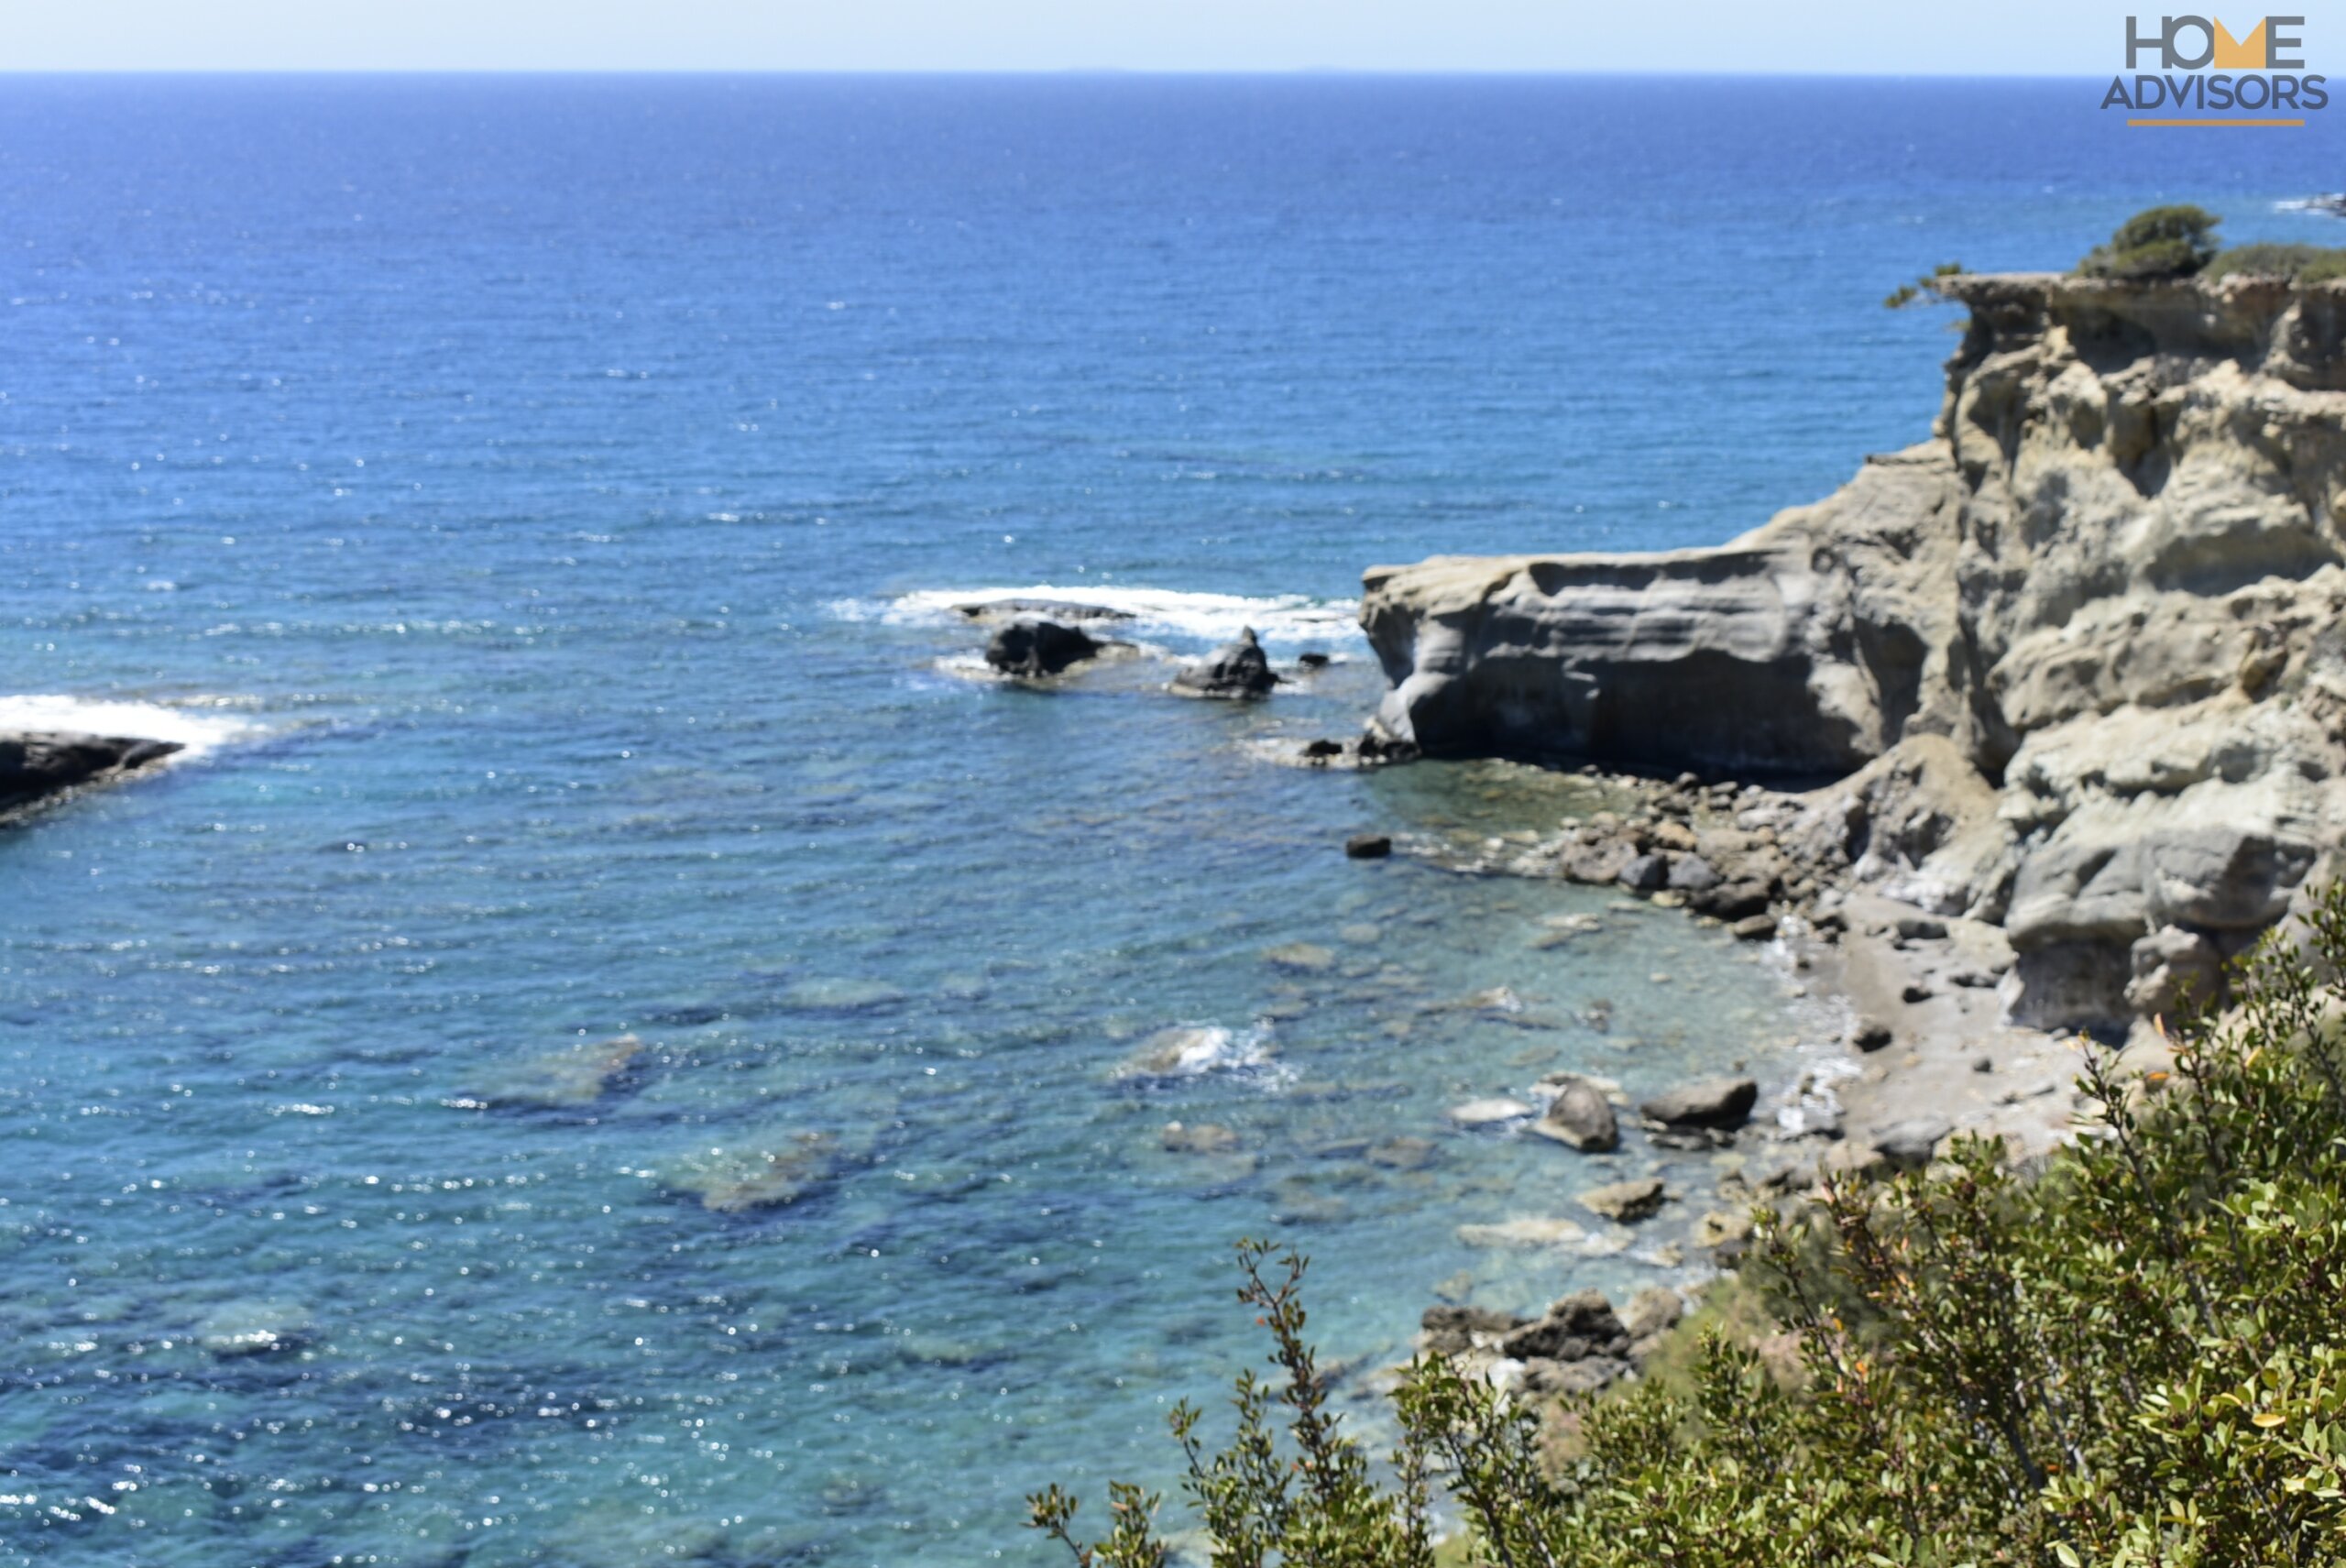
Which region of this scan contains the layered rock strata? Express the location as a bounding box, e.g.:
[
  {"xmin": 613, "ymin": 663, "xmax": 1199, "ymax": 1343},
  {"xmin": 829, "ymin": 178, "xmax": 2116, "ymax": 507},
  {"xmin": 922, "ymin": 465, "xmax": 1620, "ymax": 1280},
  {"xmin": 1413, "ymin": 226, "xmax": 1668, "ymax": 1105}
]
[{"xmin": 1363, "ymin": 273, "xmax": 2346, "ymax": 1029}]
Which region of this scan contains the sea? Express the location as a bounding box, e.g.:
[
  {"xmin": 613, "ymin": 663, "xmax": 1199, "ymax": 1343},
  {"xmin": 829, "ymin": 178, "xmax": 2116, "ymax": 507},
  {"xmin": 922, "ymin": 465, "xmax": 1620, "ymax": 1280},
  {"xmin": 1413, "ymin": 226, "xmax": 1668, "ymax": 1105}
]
[{"xmin": 3, "ymin": 74, "xmax": 2341, "ymax": 1567}]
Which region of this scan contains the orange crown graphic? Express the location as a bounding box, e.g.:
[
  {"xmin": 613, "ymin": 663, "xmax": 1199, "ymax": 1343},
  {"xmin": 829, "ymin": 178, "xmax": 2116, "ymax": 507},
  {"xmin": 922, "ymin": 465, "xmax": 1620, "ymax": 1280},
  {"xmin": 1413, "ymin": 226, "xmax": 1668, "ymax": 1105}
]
[{"xmin": 2213, "ymin": 17, "xmax": 2267, "ymax": 69}]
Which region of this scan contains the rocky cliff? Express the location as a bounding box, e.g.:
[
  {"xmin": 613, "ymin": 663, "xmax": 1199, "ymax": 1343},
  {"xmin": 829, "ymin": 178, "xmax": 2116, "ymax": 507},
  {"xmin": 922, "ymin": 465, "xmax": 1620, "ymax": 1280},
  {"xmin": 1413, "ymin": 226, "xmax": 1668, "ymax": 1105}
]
[{"xmin": 1363, "ymin": 272, "xmax": 2346, "ymax": 1030}]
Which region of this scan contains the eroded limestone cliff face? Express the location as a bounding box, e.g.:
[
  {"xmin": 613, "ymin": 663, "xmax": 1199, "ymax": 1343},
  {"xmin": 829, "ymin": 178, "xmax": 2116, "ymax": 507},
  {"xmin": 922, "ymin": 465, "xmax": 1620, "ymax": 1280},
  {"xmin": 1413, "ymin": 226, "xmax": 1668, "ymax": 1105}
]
[{"xmin": 1362, "ymin": 273, "xmax": 2346, "ymax": 1029}]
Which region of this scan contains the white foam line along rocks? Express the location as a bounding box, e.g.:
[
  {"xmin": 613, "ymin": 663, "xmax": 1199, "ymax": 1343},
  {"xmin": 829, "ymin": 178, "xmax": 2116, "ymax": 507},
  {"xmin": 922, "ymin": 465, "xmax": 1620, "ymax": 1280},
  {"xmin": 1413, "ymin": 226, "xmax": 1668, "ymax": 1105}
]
[
  {"xmin": 1356, "ymin": 269, "xmax": 2346, "ymax": 1197},
  {"xmin": 0, "ymin": 696, "xmax": 250, "ymax": 822}
]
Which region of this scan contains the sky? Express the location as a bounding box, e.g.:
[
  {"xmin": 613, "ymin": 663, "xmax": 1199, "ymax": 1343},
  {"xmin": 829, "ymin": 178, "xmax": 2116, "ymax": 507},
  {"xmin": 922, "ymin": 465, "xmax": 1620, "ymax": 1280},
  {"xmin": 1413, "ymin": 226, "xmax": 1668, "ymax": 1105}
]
[{"xmin": 0, "ymin": 0, "xmax": 2156, "ymax": 73}]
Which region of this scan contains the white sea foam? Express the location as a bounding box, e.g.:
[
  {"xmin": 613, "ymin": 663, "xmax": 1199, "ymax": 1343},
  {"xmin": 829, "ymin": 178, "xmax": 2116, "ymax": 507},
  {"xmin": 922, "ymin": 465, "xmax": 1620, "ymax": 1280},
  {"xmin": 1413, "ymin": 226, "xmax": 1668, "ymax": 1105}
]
[
  {"xmin": 1110, "ymin": 1023, "xmax": 1277, "ymax": 1081},
  {"xmin": 0, "ymin": 695, "xmax": 259, "ymax": 761},
  {"xmin": 842, "ymin": 584, "xmax": 1363, "ymax": 646}
]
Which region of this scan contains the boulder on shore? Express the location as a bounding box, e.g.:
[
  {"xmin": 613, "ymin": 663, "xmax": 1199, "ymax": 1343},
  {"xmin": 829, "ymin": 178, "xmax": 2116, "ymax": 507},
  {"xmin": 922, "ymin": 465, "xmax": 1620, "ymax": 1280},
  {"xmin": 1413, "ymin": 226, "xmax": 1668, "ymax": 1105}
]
[
  {"xmin": 0, "ymin": 731, "xmax": 183, "ymax": 818},
  {"xmin": 1420, "ymin": 1303, "xmax": 1523, "ymax": 1356},
  {"xmin": 1639, "ymin": 1076, "xmax": 1759, "ymax": 1131},
  {"xmin": 1529, "ymin": 1076, "xmax": 1619, "ymax": 1152},
  {"xmin": 1578, "ymin": 1176, "xmax": 1668, "ymax": 1223},
  {"xmin": 1497, "ymin": 1288, "xmax": 1630, "ymax": 1363},
  {"xmin": 1171, "ymin": 628, "xmax": 1280, "ymax": 699},
  {"xmin": 985, "ymin": 619, "xmax": 1104, "ymax": 677}
]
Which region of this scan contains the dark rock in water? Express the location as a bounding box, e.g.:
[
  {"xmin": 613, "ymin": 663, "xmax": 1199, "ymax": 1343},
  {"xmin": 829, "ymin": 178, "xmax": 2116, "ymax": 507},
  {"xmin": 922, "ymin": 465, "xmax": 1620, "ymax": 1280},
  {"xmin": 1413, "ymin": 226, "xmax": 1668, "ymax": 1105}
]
[
  {"xmin": 1301, "ymin": 739, "xmax": 1345, "ymax": 759},
  {"xmin": 1730, "ymin": 914, "xmax": 1779, "ymax": 941},
  {"xmin": 956, "ymin": 598, "xmax": 1135, "ymax": 625},
  {"xmin": 1529, "ymin": 1077, "xmax": 1618, "ymax": 1152},
  {"xmin": 0, "ymin": 731, "xmax": 183, "ymax": 818},
  {"xmin": 1344, "ymin": 833, "xmax": 1392, "ymax": 860},
  {"xmin": 1297, "ymin": 652, "xmax": 1332, "ymax": 669},
  {"xmin": 1420, "ymin": 1303, "xmax": 1524, "ymax": 1355},
  {"xmin": 1852, "ymin": 1017, "xmax": 1896, "ymax": 1053},
  {"xmin": 985, "ymin": 619, "xmax": 1103, "ymax": 678},
  {"xmin": 1639, "ymin": 1076, "xmax": 1759, "ymax": 1131},
  {"xmin": 1354, "ymin": 731, "xmax": 1420, "ymax": 765},
  {"xmin": 1365, "ymin": 1135, "xmax": 1436, "ymax": 1171},
  {"xmin": 1171, "ymin": 627, "xmax": 1280, "ymax": 699}
]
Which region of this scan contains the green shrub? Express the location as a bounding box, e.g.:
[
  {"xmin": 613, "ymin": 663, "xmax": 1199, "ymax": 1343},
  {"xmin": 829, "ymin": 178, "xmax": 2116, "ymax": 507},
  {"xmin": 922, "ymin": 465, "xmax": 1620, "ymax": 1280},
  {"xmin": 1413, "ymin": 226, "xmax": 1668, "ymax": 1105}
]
[
  {"xmin": 1885, "ymin": 261, "xmax": 1965, "ymax": 310},
  {"xmin": 2077, "ymin": 204, "xmax": 2222, "ymax": 280},
  {"xmin": 2207, "ymin": 243, "xmax": 2346, "ymax": 285},
  {"xmin": 1036, "ymin": 883, "xmax": 2346, "ymax": 1567}
]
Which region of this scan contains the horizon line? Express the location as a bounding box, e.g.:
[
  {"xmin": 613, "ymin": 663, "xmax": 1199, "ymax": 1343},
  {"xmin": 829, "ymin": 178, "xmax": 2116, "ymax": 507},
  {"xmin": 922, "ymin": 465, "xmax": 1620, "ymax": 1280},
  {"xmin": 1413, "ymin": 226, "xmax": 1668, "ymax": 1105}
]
[{"xmin": 0, "ymin": 66, "xmax": 2132, "ymax": 80}]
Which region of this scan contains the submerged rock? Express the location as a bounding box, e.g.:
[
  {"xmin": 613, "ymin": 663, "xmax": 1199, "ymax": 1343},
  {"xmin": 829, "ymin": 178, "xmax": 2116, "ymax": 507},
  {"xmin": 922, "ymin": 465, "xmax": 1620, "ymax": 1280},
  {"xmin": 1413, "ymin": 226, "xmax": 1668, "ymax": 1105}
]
[
  {"xmin": 985, "ymin": 619, "xmax": 1106, "ymax": 677},
  {"xmin": 1344, "ymin": 833, "xmax": 1393, "ymax": 860},
  {"xmin": 1263, "ymin": 942, "xmax": 1337, "ymax": 973},
  {"xmin": 782, "ymin": 977, "xmax": 909, "ymax": 1012},
  {"xmin": 0, "ymin": 730, "xmax": 183, "ymax": 818},
  {"xmin": 1171, "ymin": 628, "xmax": 1280, "ymax": 699},
  {"xmin": 1456, "ymin": 1216, "xmax": 1586, "ymax": 1248},
  {"xmin": 1159, "ymin": 1121, "xmax": 1240, "ymax": 1155},
  {"xmin": 1111, "ymin": 1025, "xmax": 1258, "ymax": 1080},
  {"xmin": 1365, "ymin": 1136, "xmax": 1437, "ymax": 1171},
  {"xmin": 668, "ymin": 1133, "xmax": 839, "ymax": 1213},
  {"xmin": 197, "ymin": 1300, "xmax": 312, "ymax": 1358},
  {"xmin": 478, "ymin": 1032, "xmax": 642, "ymax": 1109}
]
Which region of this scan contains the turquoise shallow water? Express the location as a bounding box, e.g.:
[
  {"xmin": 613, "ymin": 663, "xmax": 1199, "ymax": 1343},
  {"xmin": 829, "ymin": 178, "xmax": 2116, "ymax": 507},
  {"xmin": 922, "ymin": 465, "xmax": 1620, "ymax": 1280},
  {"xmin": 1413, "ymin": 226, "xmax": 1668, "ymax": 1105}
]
[{"xmin": 4, "ymin": 74, "xmax": 2344, "ymax": 1566}]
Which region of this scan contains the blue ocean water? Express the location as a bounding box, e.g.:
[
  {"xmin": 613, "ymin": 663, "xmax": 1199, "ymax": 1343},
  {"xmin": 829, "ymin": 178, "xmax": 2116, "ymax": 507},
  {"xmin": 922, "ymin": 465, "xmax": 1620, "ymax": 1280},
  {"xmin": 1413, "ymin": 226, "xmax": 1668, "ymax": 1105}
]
[{"xmin": 2, "ymin": 74, "xmax": 2341, "ymax": 1566}]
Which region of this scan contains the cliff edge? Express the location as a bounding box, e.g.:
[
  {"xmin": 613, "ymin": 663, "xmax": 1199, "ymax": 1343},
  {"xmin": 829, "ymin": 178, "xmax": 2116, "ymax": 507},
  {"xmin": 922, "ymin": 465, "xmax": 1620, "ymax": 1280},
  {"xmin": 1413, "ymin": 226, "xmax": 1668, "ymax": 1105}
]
[{"xmin": 1362, "ymin": 272, "xmax": 2346, "ymax": 1029}]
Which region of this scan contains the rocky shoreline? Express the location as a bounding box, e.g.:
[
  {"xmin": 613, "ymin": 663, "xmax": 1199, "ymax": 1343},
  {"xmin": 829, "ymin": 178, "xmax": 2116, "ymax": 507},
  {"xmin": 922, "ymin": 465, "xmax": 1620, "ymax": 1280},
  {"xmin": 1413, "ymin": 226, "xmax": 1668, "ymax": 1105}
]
[
  {"xmin": 0, "ymin": 730, "xmax": 183, "ymax": 823},
  {"xmin": 907, "ymin": 273, "xmax": 2346, "ymax": 1399},
  {"xmin": 1361, "ymin": 760, "xmax": 2088, "ymax": 1399},
  {"xmin": 1360, "ymin": 273, "xmax": 2346, "ymax": 1042},
  {"xmin": 1341, "ymin": 272, "xmax": 2346, "ymax": 1387}
]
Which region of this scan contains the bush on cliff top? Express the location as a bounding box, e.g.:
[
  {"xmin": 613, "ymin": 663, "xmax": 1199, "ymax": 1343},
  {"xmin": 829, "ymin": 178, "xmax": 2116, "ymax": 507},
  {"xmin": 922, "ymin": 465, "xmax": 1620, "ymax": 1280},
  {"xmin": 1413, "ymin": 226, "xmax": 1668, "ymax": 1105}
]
[
  {"xmin": 1035, "ymin": 883, "xmax": 2346, "ymax": 1567},
  {"xmin": 2077, "ymin": 203, "xmax": 2222, "ymax": 280},
  {"xmin": 2206, "ymin": 242, "xmax": 2346, "ymax": 286}
]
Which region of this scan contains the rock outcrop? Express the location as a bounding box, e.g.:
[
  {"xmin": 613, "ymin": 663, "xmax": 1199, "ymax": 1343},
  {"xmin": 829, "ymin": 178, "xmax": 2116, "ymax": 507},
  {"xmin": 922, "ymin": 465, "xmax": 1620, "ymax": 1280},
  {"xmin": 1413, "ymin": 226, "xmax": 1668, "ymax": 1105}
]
[
  {"xmin": 1171, "ymin": 628, "xmax": 1280, "ymax": 699},
  {"xmin": 1362, "ymin": 273, "xmax": 2346, "ymax": 1029},
  {"xmin": 985, "ymin": 618, "xmax": 1106, "ymax": 677},
  {"xmin": 0, "ymin": 731, "xmax": 183, "ymax": 820}
]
